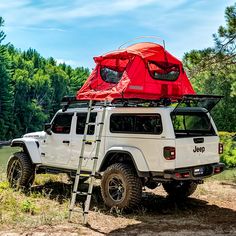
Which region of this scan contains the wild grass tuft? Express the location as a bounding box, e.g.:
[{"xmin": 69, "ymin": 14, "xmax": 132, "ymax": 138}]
[{"xmin": 0, "ymin": 173, "xmax": 71, "ymax": 228}]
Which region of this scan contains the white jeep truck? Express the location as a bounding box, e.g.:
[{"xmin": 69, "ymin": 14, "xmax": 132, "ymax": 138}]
[{"xmin": 7, "ymin": 96, "xmax": 224, "ymax": 208}]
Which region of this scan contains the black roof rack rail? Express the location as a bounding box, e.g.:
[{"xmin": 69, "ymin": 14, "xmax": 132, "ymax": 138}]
[
  {"xmin": 60, "ymin": 94, "xmax": 223, "ymax": 112},
  {"xmin": 173, "ymin": 94, "xmax": 223, "ymax": 113},
  {"xmin": 60, "ymin": 96, "xmax": 177, "ymax": 111}
]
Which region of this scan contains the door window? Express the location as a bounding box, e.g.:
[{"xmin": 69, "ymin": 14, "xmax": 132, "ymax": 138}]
[{"xmin": 51, "ymin": 113, "xmax": 73, "ymax": 134}]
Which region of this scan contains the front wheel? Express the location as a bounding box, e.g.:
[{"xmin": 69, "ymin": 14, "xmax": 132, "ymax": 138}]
[
  {"xmin": 7, "ymin": 152, "xmax": 35, "ymax": 189},
  {"xmin": 162, "ymin": 181, "xmax": 198, "ymax": 198},
  {"xmin": 101, "ymin": 163, "xmax": 142, "ymax": 209}
]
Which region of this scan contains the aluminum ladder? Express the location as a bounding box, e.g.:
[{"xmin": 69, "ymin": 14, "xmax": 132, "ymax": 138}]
[{"xmin": 68, "ymin": 100, "xmax": 107, "ymax": 225}]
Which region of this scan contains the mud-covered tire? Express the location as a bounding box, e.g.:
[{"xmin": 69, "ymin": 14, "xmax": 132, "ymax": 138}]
[
  {"xmin": 162, "ymin": 181, "xmax": 197, "ymax": 198},
  {"xmin": 101, "ymin": 163, "xmax": 142, "ymax": 209},
  {"xmin": 7, "ymin": 152, "xmax": 35, "ymax": 189}
]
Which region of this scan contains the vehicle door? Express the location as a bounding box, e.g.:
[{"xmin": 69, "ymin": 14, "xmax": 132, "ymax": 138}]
[
  {"xmin": 69, "ymin": 112, "xmax": 97, "ymax": 170},
  {"xmin": 41, "ymin": 112, "xmax": 74, "ymax": 167}
]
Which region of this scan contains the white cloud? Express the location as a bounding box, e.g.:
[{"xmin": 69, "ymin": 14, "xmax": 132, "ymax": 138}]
[
  {"xmin": 0, "ymin": 0, "xmax": 186, "ymax": 27},
  {"xmin": 0, "ymin": 0, "xmax": 30, "ymax": 9},
  {"xmin": 56, "ymin": 58, "xmax": 80, "ymax": 68}
]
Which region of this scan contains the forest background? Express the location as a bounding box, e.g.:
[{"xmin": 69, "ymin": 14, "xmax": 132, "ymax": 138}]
[{"xmin": 0, "ymin": 4, "xmax": 235, "ymax": 167}]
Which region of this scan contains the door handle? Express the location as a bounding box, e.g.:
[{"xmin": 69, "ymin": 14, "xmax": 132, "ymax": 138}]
[
  {"xmin": 63, "ymin": 140, "xmax": 70, "ymax": 144},
  {"xmin": 85, "ymin": 141, "xmax": 92, "ymax": 145}
]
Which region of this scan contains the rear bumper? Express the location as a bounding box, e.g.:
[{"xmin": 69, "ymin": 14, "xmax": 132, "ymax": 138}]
[{"xmin": 161, "ymin": 163, "xmax": 225, "ymax": 181}]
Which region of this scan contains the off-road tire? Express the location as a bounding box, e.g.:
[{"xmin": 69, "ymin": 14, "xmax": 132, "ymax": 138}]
[
  {"xmin": 162, "ymin": 181, "xmax": 197, "ymax": 198},
  {"xmin": 101, "ymin": 163, "xmax": 142, "ymax": 209},
  {"xmin": 7, "ymin": 152, "xmax": 35, "ymax": 189}
]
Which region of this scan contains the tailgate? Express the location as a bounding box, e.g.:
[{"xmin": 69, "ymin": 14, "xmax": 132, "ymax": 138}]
[
  {"xmin": 171, "ymin": 108, "xmax": 220, "ymax": 168},
  {"xmin": 175, "ymin": 136, "xmax": 219, "ymax": 168}
]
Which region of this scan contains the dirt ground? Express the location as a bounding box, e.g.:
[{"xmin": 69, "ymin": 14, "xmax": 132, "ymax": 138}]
[{"xmin": 0, "ymin": 180, "xmax": 236, "ymax": 236}]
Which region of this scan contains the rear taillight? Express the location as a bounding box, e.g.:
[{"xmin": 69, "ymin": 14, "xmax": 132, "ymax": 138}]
[
  {"xmin": 163, "ymin": 146, "xmax": 176, "ymax": 160},
  {"xmin": 214, "ymin": 167, "xmax": 221, "ymax": 173},
  {"xmin": 218, "ymin": 143, "xmax": 223, "ymax": 154},
  {"xmin": 175, "ymin": 171, "xmax": 190, "ymax": 178}
]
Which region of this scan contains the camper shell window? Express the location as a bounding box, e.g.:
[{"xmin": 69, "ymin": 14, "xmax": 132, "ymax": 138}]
[
  {"xmin": 110, "ymin": 113, "xmax": 162, "ymax": 134},
  {"xmin": 148, "ymin": 61, "xmax": 180, "ymax": 81},
  {"xmin": 171, "ymin": 111, "xmax": 216, "ymax": 138},
  {"xmin": 100, "ymin": 67, "xmax": 123, "ymax": 84}
]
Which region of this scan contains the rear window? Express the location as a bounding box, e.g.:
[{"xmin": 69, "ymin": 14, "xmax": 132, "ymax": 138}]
[
  {"xmin": 110, "ymin": 114, "xmax": 162, "ymax": 134},
  {"xmin": 171, "ymin": 112, "xmax": 216, "ymax": 137},
  {"xmin": 148, "ymin": 61, "xmax": 180, "ymax": 81}
]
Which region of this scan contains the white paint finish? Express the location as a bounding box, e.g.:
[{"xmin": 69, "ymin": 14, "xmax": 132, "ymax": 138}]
[
  {"xmin": 69, "ymin": 112, "xmax": 98, "ymax": 170},
  {"xmin": 41, "ymin": 132, "xmax": 72, "ymax": 167},
  {"xmin": 105, "ymin": 137, "xmax": 176, "ymax": 172},
  {"xmin": 11, "ymin": 138, "xmax": 42, "ymax": 163},
  {"xmin": 40, "ymin": 112, "xmax": 75, "ymax": 167},
  {"xmin": 12, "ymin": 105, "xmax": 221, "ymax": 174},
  {"xmin": 175, "ymin": 136, "xmax": 220, "ymax": 168},
  {"xmin": 102, "ymin": 146, "xmax": 150, "ymax": 172}
]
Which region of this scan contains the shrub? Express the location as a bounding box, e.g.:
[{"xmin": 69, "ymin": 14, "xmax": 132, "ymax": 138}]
[{"xmin": 219, "ymin": 132, "xmax": 236, "ymax": 168}]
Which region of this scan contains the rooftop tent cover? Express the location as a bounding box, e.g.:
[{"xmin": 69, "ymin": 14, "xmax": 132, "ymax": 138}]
[{"xmin": 76, "ymin": 42, "xmax": 195, "ymax": 101}]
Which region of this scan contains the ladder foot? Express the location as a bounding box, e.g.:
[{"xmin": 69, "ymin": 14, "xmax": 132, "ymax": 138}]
[{"xmin": 83, "ymin": 222, "xmax": 90, "ymax": 227}]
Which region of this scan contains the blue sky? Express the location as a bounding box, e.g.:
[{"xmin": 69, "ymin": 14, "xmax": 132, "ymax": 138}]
[{"xmin": 0, "ymin": 0, "xmax": 235, "ymax": 69}]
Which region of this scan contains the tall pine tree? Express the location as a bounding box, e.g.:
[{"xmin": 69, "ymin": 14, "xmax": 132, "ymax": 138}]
[{"xmin": 0, "ymin": 17, "xmax": 14, "ymax": 140}]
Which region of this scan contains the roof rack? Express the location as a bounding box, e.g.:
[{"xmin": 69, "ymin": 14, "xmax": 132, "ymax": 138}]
[
  {"xmin": 61, "ymin": 94, "xmax": 223, "ymax": 112},
  {"xmin": 60, "ymin": 96, "xmax": 176, "ymax": 111}
]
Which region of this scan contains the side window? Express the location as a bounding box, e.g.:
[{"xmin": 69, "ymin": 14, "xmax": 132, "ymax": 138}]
[
  {"xmin": 110, "ymin": 114, "xmax": 162, "ymax": 134},
  {"xmin": 76, "ymin": 113, "xmax": 97, "ymax": 135},
  {"xmin": 51, "ymin": 113, "xmax": 73, "ymax": 134}
]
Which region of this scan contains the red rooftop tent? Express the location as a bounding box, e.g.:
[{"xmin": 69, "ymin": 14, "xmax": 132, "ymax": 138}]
[{"xmin": 76, "ymin": 42, "xmax": 195, "ymax": 101}]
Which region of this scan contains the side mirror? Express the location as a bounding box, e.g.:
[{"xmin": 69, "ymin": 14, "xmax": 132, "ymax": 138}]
[{"xmin": 44, "ymin": 123, "xmax": 52, "ymax": 135}]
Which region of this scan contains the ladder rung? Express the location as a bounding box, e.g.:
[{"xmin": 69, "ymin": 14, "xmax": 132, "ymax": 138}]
[
  {"xmin": 82, "ymin": 139, "xmax": 96, "ymax": 142},
  {"xmin": 86, "ymin": 122, "xmax": 104, "ymax": 126},
  {"xmin": 76, "ymin": 171, "xmax": 91, "ymax": 176},
  {"xmin": 79, "ymin": 156, "xmax": 98, "ymax": 159},
  {"xmin": 78, "ymin": 156, "xmax": 98, "ymax": 160},
  {"xmin": 69, "ymin": 100, "xmax": 107, "ymax": 224},
  {"xmin": 86, "ymin": 122, "xmax": 96, "ymax": 125},
  {"xmin": 69, "ymin": 208, "xmax": 84, "ymax": 214},
  {"xmin": 73, "ymin": 191, "xmax": 92, "ymax": 196},
  {"xmin": 76, "ymin": 173, "xmax": 96, "ymax": 178}
]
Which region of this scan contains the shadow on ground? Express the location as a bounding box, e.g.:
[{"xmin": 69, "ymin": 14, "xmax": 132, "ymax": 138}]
[
  {"xmin": 29, "ymin": 181, "xmax": 236, "ymax": 235},
  {"xmin": 29, "ymin": 180, "xmax": 103, "ymax": 205}
]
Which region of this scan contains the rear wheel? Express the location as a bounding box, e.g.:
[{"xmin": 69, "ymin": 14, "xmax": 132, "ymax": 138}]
[
  {"xmin": 162, "ymin": 181, "xmax": 197, "ymax": 198},
  {"xmin": 101, "ymin": 163, "xmax": 142, "ymax": 209},
  {"xmin": 7, "ymin": 152, "xmax": 35, "ymax": 189}
]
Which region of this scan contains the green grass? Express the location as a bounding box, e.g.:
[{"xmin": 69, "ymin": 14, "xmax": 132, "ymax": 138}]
[
  {"xmin": 209, "ymin": 169, "xmax": 236, "ymax": 183},
  {"xmin": 0, "ymin": 147, "xmax": 19, "ymax": 171},
  {"xmin": 0, "ymin": 168, "xmax": 235, "ymax": 229},
  {"xmin": 0, "ymin": 174, "xmax": 70, "ymax": 228}
]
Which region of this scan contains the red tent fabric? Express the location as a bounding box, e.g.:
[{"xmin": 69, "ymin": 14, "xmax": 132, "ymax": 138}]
[{"xmin": 76, "ymin": 42, "xmax": 195, "ymax": 101}]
